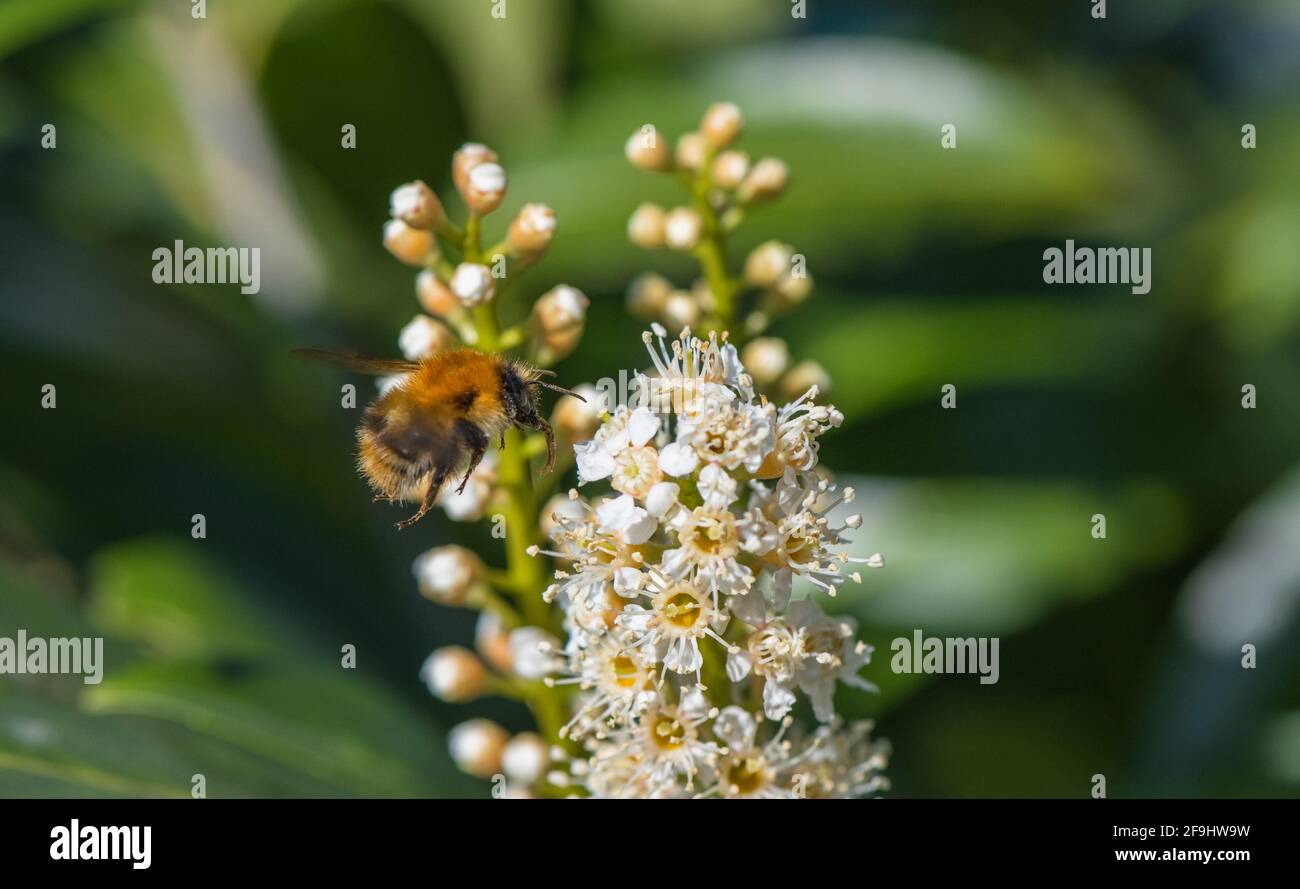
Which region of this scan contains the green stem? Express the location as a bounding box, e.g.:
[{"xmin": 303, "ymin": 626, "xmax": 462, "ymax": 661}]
[
  {"xmin": 461, "ymin": 248, "xmax": 575, "ymax": 753},
  {"xmin": 689, "ymin": 152, "xmax": 741, "ymax": 335}
]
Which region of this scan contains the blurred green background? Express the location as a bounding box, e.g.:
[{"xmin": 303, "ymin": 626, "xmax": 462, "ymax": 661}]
[{"xmin": 2, "ymin": 0, "xmax": 1299, "ymax": 798}]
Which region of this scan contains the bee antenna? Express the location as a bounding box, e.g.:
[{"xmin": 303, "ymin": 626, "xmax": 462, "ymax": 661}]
[
  {"xmin": 533, "ymin": 368, "xmax": 558, "ymax": 378},
  {"xmin": 536, "ymin": 381, "xmax": 586, "ymax": 401}
]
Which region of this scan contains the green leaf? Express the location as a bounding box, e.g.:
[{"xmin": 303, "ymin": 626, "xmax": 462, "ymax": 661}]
[
  {"xmin": 825, "ymin": 476, "xmax": 1188, "ymax": 635},
  {"xmin": 797, "ymin": 297, "xmax": 1155, "ymax": 420},
  {"xmin": 82, "ymin": 659, "xmax": 469, "ymax": 798},
  {"xmin": 0, "ymin": 0, "xmax": 128, "ymax": 60},
  {"xmin": 86, "ymin": 537, "xmax": 313, "ymax": 660},
  {"xmin": 0, "ymin": 685, "xmax": 371, "ymax": 798}
]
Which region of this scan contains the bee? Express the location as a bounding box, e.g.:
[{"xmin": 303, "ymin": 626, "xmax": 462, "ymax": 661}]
[{"xmin": 293, "ymin": 348, "xmax": 582, "ymax": 529}]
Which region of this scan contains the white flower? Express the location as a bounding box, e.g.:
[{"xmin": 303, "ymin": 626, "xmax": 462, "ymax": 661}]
[
  {"xmin": 657, "ymin": 442, "xmax": 698, "ymax": 477},
  {"xmin": 588, "ymin": 701, "xmax": 722, "ymax": 795},
  {"xmin": 661, "ymin": 503, "xmax": 755, "ymax": 601},
  {"xmin": 789, "ymin": 599, "xmax": 876, "ymax": 723},
  {"xmin": 675, "ymin": 401, "xmax": 774, "ymax": 473},
  {"xmin": 618, "ymin": 571, "xmax": 729, "ymax": 682},
  {"xmin": 641, "ymin": 326, "xmax": 739, "ymax": 413},
  {"xmin": 575, "ymin": 407, "xmax": 663, "ymax": 497}
]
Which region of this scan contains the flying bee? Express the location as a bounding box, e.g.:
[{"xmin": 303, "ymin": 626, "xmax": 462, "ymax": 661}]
[{"xmin": 293, "ymin": 348, "xmax": 583, "ymax": 529}]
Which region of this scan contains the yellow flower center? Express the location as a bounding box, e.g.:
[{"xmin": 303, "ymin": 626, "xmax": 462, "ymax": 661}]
[
  {"xmin": 662, "ymin": 591, "xmax": 703, "ymax": 629},
  {"xmin": 650, "ymin": 715, "xmax": 687, "ymax": 750},
  {"xmin": 611, "ymin": 656, "xmax": 639, "ymax": 689},
  {"xmin": 726, "ymin": 756, "xmax": 766, "ymax": 794}
]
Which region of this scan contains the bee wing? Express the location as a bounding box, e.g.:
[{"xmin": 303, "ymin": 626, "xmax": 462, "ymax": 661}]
[{"xmin": 291, "ymin": 348, "xmax": 421, "ymax": 376}]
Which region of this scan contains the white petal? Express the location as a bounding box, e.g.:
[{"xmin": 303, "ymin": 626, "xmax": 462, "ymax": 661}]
[
  {"xmin": 622, "ymin": 508, "xmax": 657, "ymax": 545},
  {"xmin": 595, "ymin": 493, "xmax": 636, "ymax": 530},
  {"xmin": 612, "ymin": 567, "xmax": 644, "ymax": 596},
  {"xmin": 574, "ymin": 441, "xmax": 614, "ymax": 482},
  {"xmin": 644, "ymin": 481, "xmax": 680, "ymax": 518},
  {"xmin": 697, "ymin": 463, "xmax": 738, "ymax": 507},
  {"xmin": 725, "ymin": 648, "xmax": 752, "ymax": 682},
  {"xmin": 771, "ymin": 568, "xmax": 793, "ymax": 612},
  {"xmin": 713, "ymin": 705, "xmax": 756, "ymax": 750},
  {"xmin": 679, "ymin": 686, "xmax": 710, "ymax": 719},
  {"xmin": 762, "ymin": 680, "xmax": 796, "ymax": 721},
  {"xmin": 665, "ymin": 638, "xmax": 702, "ymax": 674},
  {"xmin": 657, "ymin": 442, "xmax": 699, "ymax": 477},
  {"xmin": 627, "ymin": 407, "xmax": 661, "ymax": 447}
]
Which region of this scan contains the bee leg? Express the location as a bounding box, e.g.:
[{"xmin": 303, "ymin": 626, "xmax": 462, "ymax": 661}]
[
  {"xmin": 456, "ymin": 425, "xmax": 489, "ymax": 495},
  {"xmin": 519, "ymin": 417, "xmax": 555, "ymax": 473},
  {"xmin": 498, "ymin": 433, "xmax": 506, "ymax": 450},
  {"xmin": 396, "ymin": 469, "xmax": 448, "ymax": 530}
]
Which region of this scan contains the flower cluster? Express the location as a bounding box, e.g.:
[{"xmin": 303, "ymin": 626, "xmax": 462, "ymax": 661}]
[
  {"xmin": 530, "ymin": 326, "xmax": 889, "ymax": 797},
  {"xmin": 390, "ymin": 105, "xmax": 891, "ymax": 798},
  {"xmin": 622, "ymin": 102, "xmax": 833, "ymax": 404}
]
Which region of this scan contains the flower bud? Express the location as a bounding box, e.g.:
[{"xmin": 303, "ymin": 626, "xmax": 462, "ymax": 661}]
[
  {"xmin": 701, "ymin": 101, "xmax": 743, "ymax": 147},
  {"xmin": 420, "ymin": 646, "xmax": 486, "ymax": 702},
  {"xmin": 627, "ymin": 203, "xmax": 667, "ymax": 250},
  {"xmin": 774, "ymin": 270, "xmax": 813, "ymax": 306},
  {"xmin": 675, "ymin": 131, "xmax": 707, "ymax": 171},
  {"xmin": 625, "ymin": 126, "xmax": 671, "ymax": 171},
  {"xmin": 691, "ymin": 278, "xmax": 716, "ymax": 314},
  {"xmin": 382, "ymin": 219, "xmax": 436, "ymax": 266},
  {"xmin": 398, "ymin": 314, "xmax": 456, "ymax": 360},
  {"xmin": 452, "ymin": 143, "xmax": 498, "ymax": 195},
  {"xmin": 440, "ymin": 451, "xmax": 497, "ymax": 522},
  {"xmin": 663, "ymin": 290, "xmax": 700, "ymax": 331},
  {"xmin": 664, "ymin": 207, "xmax": 703, "ymax": 251},
  {"xmin": 414, "ymin": 544, "xmax": 484, "ymax": 606},
  {"xmin": 711, "ymin": 150, "xmax": 750, "ymax": 190},
  {"xmin": 552, "ymin": 383, "xmax": 602, "ymax": 441},
  {"xmin": 389, "ymin": 180, "xmax": 444, "ymax": 230},
  {"xmin": 508, "ymin": 626, "xmax": 561, "ymax": 680},
  {"xmin": 450, "ymin": 262, "xmax": 495, "ymax": 307},
  {"xmin": 627, "ymin": 272, "xmax": 672, "ymax": 320},
  {"xmin": 448, "ymin": 718, "xmax": 508, "ymax": 779},
  {"xmin": 780, "ymin": 360, "xmax": 832, "ymax": 402},
  {"xmin": 533, "ymin": 284, "xmax": 588, "ymax": 335},
  {"xmin": 415, "ymin": 269, "xmax": 461, "ymax": 319},
  {"xmin": 501, "ymin": 733, "xmax": 550, "ymax": 785},
  {"xmin": 533, "ymin": 285, "xmax": 589, "ymax": 362},
  {"xmin": 741, "ymin": 337, "xmax": 789, "ymax": 386},
  {"xmin": 475, "ymin": 611, "xmax": 514, "ymax": 672},
  {"xmin": 461, "ymin": 161, "xmax": 507, "ymax": 215},
  {"xmin": 743, "ymin": 240, "xmax": 793, "ymax": 288},
  {"xmin": 737, "ymin": 157, "xmax": 788, "ymax": 203},
  {"xmin": 506, "ymin": 203, "xmax": 556, "ymax": 255}
]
